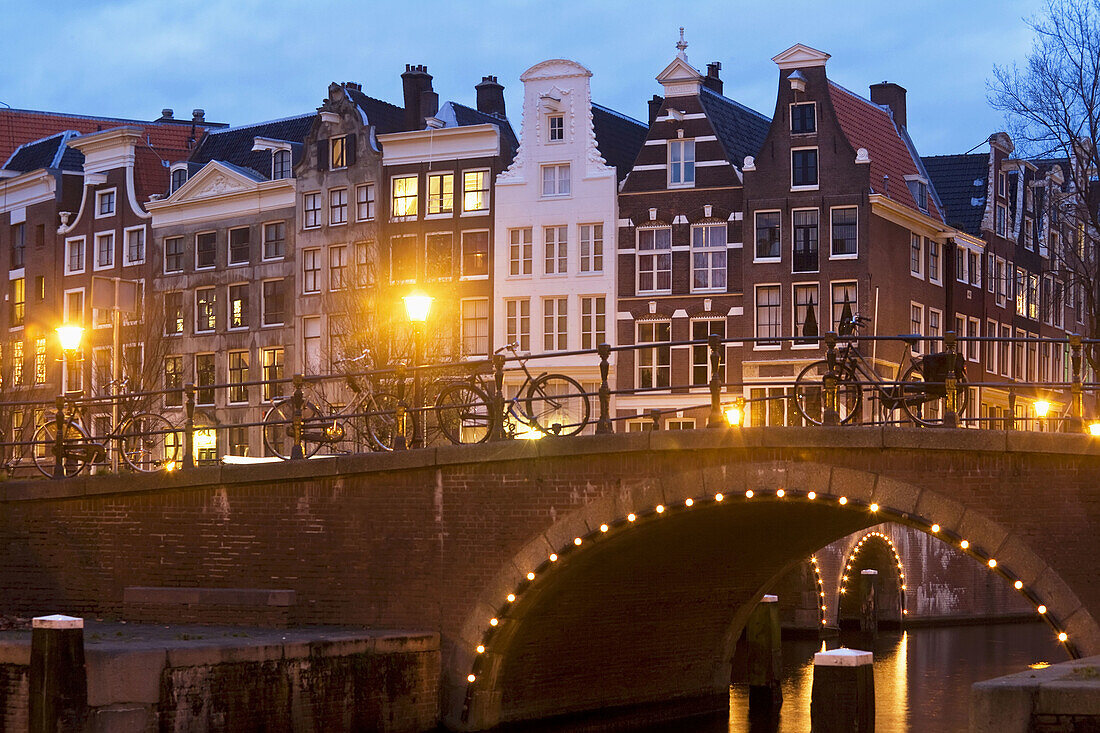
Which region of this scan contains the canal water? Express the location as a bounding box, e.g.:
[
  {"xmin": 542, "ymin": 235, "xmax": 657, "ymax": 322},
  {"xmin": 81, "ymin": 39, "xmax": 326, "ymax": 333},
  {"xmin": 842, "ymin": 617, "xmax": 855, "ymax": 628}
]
[{"xmin": 514, "ymin": 622, "xmax": 1065, "ymax": 732}]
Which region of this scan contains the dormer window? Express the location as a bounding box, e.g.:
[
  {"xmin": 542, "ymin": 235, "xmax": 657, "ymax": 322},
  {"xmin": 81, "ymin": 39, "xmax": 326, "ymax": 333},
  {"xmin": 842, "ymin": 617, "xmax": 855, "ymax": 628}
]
[
  {"xmin": 904, "ymin": 176, "xmax": 929, "ymax": 212},
  {"xmin": 272, "ymin": 150, "xmax": 292, "ymax": 180},
  {"xmin": 170, "ymin": 168, "xmax": 188, "ymax": 193},
  {"xmin": 791, "ymin": 103, "xmax": 816, "ymax": 134},
  {"xmin": 668, "ymin": 139, "xmax": 695, "ymax": 188},
  {"xmin": 548, "ymin": 115, "xmax": 564, "ymax": 142},
  {"xmin": 330, "ymin": 136, "xmax": 347, "ymax": 170}
]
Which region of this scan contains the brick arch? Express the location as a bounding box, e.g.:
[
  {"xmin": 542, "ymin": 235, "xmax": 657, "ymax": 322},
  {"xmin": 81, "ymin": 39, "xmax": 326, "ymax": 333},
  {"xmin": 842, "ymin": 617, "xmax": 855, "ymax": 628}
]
[
  {"xmin": 448, "ymin": 460, "xmax": 1094, "ymax": 730},
  {"xmin": 836, "ymin": 531, "xmax": 906, "ymax": 628}
]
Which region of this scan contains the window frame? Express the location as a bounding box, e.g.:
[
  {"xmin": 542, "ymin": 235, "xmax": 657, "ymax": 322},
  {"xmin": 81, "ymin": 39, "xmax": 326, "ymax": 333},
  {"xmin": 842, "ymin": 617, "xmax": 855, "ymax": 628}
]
[
  {"xmin": 543, "ymin": 225, "xmax": 568, "ymax": 276},
  {"xmin": 329, "ymin": 187, "xmax": 348, "ymax": 226},
  {"xmin": 301, "ymin": 248, "xmax": 321, "ymax": 294},
  {"xmin": 228, "ymin": 349, "xmax": 250, "ymax": 404},
  {"xmin": 460, "ymin": 230, "xmax": 490, "ymax": 279},
  {"xmin": 228, "ymin": 226, "xmax": 250, "ymax": 266},
  {"xmin": 195, "ymin": 231, "xmax": 217, "ymax": 270},
  {"xmin": 195, "ymin": 287, "xmax": 217, "ymax": 334},
  {"xmin": 163, "ymin": 236, "xmax": 183, "ymax": 274},
  {"xmin": 272, "ymin": 149, "xmax": 292, "ymax": 180},
  {"xmin": 828, "ymin": 206, "xmax": 858, "ymax": 259},
  {"xmin": 356, "ymin": 183, "xmax": 376, "ymax": 221},
  {"xmin": 123, "ymin": 225, "xmax": 146, "ymax": 266},
  {"xmin": 542, "ymin": 296, "xmax": 568, "ymax": 352},
  {"xmin": 668, "ymin": 139, "xmax": 696, "ymax": 188},
  {"xmin": 691, "ymin": 222, "xmax": 727, "ymax": 292},
  {"xmin": 64, "ymin": 236, "xmax": 86, "ymax": 275},
  {"xmin": 303, "ymin": 192, "xmax": 322, "ymax": 229},
  {"xmin": 329, "ymin": 135, "xmax": 347, "ymax": 171},
  {"xmin": 580, "ymin": 295, "xmax": 606, "ymax": 350},
  {"xmin": 579, "ymin": 223, "xmax": 604, "ymax": 274},
  {"xmin": 261, "ymin": 278, "xmax": 285, "ymax": 327},
  {"xmin": 93, "ymin": 230, "xmax": 115, "ymax": 271},
  {"xmin": 460, "ymin": 297, "xmax": 490, "ymax": 357},
  {"xmin": 636, "ymin": 226, "xmax": 672, "ymax": 295},
  {"xmin": 461, "ymin": 169, "xmax": 490, "ymax": 214},
  {"xmin": 228, "ymin": 283, "xmax": 249, "ymax": 331},
  {"xmin": 547, "ymin": 114, "xmax": 565, "ymax": 143},
  {"xmin": 754, "ymin": 284, "xmax": 782, "ymax": 349},
  {"xmin": 910, "ymin": 233, "xmax": 924, "ymax": 279},
  {"xmin": 391, "ymin": 175, "xmax": 419, "ymax": 219},
  {"xmin": 792, "ymin": 282, "xmax": 820, "ymax": 348},
  {"xmin": 426, "ymin": 172, "xmax": 454, "ymax": 217},
  {"xmin": 540, "ymin": 163, "xmax": 571, "ymax": 198},
  {"xmin": 505, "ymin": 298, "xmax": 531, "ymax": 352},
  {"xmin": 636, "ymin": 320, "xmax": 672, "ymax": 390},
  {"xmin": 95, "ymin": 188, "xmax": 117, "ymax": 219},
  {"xmin": 790, "ymin": 102, "xmax": 817, "ymax": 135},
  {"xmin": 262, "ymin": 221, "xmax": 286, "ymax": 261},
  {"xmin": 754, "ymin": 210, "xmax": 782, "ymax": 262},
  {"xmin": 790, "ymin": 147, "xmax": 819, "ymax": 190}
]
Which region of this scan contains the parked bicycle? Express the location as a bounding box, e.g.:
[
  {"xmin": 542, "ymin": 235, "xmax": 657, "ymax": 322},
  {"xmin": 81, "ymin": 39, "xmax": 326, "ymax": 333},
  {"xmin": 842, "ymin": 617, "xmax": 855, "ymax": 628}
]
[
  {"xmin": 793, "ymin": 314, "xmax": 968, "ymax": 427},
  {"xmin": 31, "ymin": 379, "xmax": 181, "ymax": 477},
  {"xmin": 434, "ymin": 343, "xmax": 591, "ymax": 444},
  {"xmin": 261, "ymin": 350, "xmax": 400, "ymax": 458}
]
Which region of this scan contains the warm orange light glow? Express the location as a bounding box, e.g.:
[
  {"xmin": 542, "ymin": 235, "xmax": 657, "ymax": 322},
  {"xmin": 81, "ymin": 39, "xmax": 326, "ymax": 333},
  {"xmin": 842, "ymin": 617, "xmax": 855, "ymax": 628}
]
[
  {"xmin": 476, "ymin": 645, "xmax": 485, "ymax": 654},
  {"xmin": 870, "ymin": 503, "xmax": 879, "ymax": 512},
  {"xmin": 655, "ymin": 504, "xmax": 665, "ymax": 513},
  {"xmin": 725, "ymin": 405, "xmax": 743, "ymax": 427},
  {"xmin": 685, "ymin": 498, "xmax": 694, "ymax": 507},
  {"xmin": 745, "ymin": 490, "xmax": 754, "ymax": 499},
  {"xmin": 988, "ymin": 558, "xmax": 997, "ymax": 568},
  {"xmin": 403, "ymin": 293, "xmax": 434, "ymax": 322},
  {"xmin": 506, "ymin": 594, "xmax": 515, "ymax": 602},
  {"xmin": 627, "ymin": 513, "xmax": 636, "ymax": 522},
  {"xmin": 1038, "ymin": 605, "xmax": 1047, "ymax": 614},
  {"xmin": 838, "ymin": 496, "xmax": 848, "ymax": 505},
  {"xmin": 1058, "ymin": 632, "xmax": 1068, "ymax": 642},
  {"xmin": 1014, "ymin": 580, "xmax": 1024, "ymax": 590},
  {"xmin": 776, "ymin": 489, "xmax": 785, "ymax": 498},
  {"xmin": 600, "ymin": 524, "xmax": 609, "ymax": 532},
  {"xmin": 1089, "ymin": 422, "xmax": 1100, "ymax": 436},
  {"xmin": 807, "ymin": 491, "xmax": 816, "ymax": 500},
  {"xmin": 715, "ymin": 493, "xmax": 724, "ymax": 502},
  {"xmin": 526, "ymin": 572, "xmax": 535, "ymax": 581},
  {"xmin": 960, "ymin": 540, "xmax": 970, "ymax": 549},
  {"xmin": 931, "ymin": 524, "xmax": 941, "ymax": 533},
  {"xmin": 489, "ymin": 618, "xmax": 498, "ymax": 626},
  {"xmin": 1034, "ymin": 400, "xmax": 1051, "ymax": 418},
  {"xmin": 56, "ymin": 324, "xmax": 84, "ymax": 351},
  {"xmin": 573, "ymin": 537, "xmax": 582, "ymax": 545},
  {"xmin": 549, "ymin": 554, "xmax": 557, "ymax": 562},
  {"xmin": 468, "ymin": 674, "xmax": 476, "ymax": 682}
]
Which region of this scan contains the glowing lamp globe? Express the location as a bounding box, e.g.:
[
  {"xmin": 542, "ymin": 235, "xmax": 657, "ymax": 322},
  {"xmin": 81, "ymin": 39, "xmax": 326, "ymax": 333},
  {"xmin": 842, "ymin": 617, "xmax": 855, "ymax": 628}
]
[
  {"xmin": 403, "ymin": 294, "xmax": 434, "ymax": 323},
  {"xmin": 725, "ymin": 405, "xmax": 743, "ymax": 427},
  {"xmin": 1034, "ymin": 400, "xmax": 1051, "ymax": 418},
  {"xmin": 1088, "ymin": 422, "xmax": 1100, "ymax": 436},
  {"xmin": 56, "ymin": 325, "xmax": 84, "ymax": 352}
]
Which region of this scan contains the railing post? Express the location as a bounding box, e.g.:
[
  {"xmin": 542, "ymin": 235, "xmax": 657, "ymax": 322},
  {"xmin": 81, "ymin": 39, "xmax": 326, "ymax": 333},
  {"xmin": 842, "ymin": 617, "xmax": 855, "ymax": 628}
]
[
  {"xmin": 490, "ymin": 354, "xmax": 507, "ymax": 442},
  {"xmin": 52, "ymin": 395, "xmax": 65, "ymax": 480},
  {"xmin": 290, "ymin": 374, "xmax": 304, "ymax": 460},
  {"xmin": 596, "ymin": 343, "xmax": 613, "ymax": 434},
  {"xmin": 394, "ymin": 363, "xmax": 408, "ymax": 450},
  {"xmin": 650, "ymin": 409, "xmax": 661, "ymax": 431},
  {"xmin": 1069, "ymin": 334, "xmax": 1084, "ymax": 433},
  {"xmin": 822, "ymin": 332, "xmax": 840, "ymax": 426},
  {"xmin": 707, "ymin": 333, "xmax": 725, "ymax": 428},
  {"xmin": 943, "ymin": 331, "xmax": 959, "ymax": 428},
  {"xmin": 183, "ymin": 383, "xmax": 195, "ymax": 469},
  {"xmin": 1006, "ymin": 389, "xmax": 1016, "ymax": 431}
]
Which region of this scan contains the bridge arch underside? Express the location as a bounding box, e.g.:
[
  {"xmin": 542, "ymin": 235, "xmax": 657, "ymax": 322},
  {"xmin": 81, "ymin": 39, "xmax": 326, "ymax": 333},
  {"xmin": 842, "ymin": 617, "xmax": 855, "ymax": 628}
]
[{"xmin": 469, "ymin": 500, "xmax": 875, "ymax": 727}]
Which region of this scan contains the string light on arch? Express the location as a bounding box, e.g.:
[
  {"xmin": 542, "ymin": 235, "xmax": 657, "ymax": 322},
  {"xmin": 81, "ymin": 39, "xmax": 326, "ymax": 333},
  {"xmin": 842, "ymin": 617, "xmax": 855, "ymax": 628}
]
[
  {"xmin": 837, "ymin": 531, "xmax": 908, "ymax": 619},
  {"xmin": 809, "ymin": 555, "xmax": 828, "ymax": 627}
]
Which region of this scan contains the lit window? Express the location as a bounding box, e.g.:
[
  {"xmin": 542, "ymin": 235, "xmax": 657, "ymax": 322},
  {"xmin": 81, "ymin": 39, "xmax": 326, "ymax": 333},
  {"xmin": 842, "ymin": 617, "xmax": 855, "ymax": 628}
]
[
  {"xmin": 463, "ymin": 170, "xmax": 489, "ymax": 212},
  {"xmin": 637, "ymin": 321, "xmax": 671, "ymax": 389},
  {"xmin": 164, "ymin": 237, "xmax": 183, "ymax": 273},
  {"xmin": 96, "ymin": 189, "xmax": 115, "ymax": 217},
  {"xmin": 755, "ymin": 286, "xmax": 781, "ymax": 345},
  {"xmin": 791, "ymin": 103, "xmax": 816, "ymax": 134},
  {"xmin": 669, "ymin": 139, "xmax": 695, "ymax": 187},
  {"xmin": 263, "ymin": 221, "xmax": 285, "ymax": 260},
  {"xmin": 755, "ymin": 212, "xmax": 781, "ymax": 260},
  {"xmin": 427, "ymin": 173, "xmax": 454, "ymax": 215},
  {"xmin": 125, "ymin": 227, "xmax": 145, "ymax": 265},
  {"xmin": 461, "ymin": 231, "xmax": 488, "ymax": 277},
  {"xmin": 330, "ymin": 136, "xmax": 347, "ymax": 169},
  {"xmin": 272, "ymin": 150, "xmax": 292, "ymax": 180},
  {"xmin": 581, "ymin": 296, "xmax": 605, "ymax": 350},
  {"xmin": 164, "ymin": 292, "xmax": 183, "ymax": 335},
  {"xmin": 548, "ymin": 115, "xmax": 564, "ymax": 142},
  {"xmin": 579, "ymin": 224, "xmax": 603, "ymax": 273},
  {"xmin": 794, "ymin": 284, "xmax": 819, "ymax": 345},
  {"xmin": 229, "ymin": 284, "xmax": 248, "ymax": 329},
  {"xmin": 329, "ymin": 188, "xmax": 348, "ymax": 225},
  {"xmin": 262, "ymin": 279, "xmax": 284, "ymax": 326},
  {"xmin": 792, "ymin": 210, "xmax": 818, "ymax": 273},
  {"xmin": 329, "ymin": 245, "xmax": 348, "ymax": 290},
  {"xmin": 302, "ymin": 249, "xmax": 321, "ymax": 294},
  {"xmin": 196, "ymin": 232, "xmax": 216, "ymax": 269},
  {"xmin": 506, "ymin": 299, "xmax": 530, "ymax": 352},
  {"xmin": 262, "ymin": 347, "xmax": 284, "ymax": 401},
  {"xmin": 229, "ymin": 227, "xmax": 250, "ymax": 265},
  {"xmin": 791, "ymin": 148, "xmax": 818, "ymax": 187},
  {"xmin": 33, "ymin": 337, "xmax": 46, "ymax": 384},
  {"xmin": 95, "ymin": 232, "xmax": 114, "ymax": 269},
  {"xmin": 541, "ymin": 164, "xmax": 570, "ymax": 197},
  {"xmin": 10, "ymin": 278, "xmax": 25, "ymax": 327},
  {"xmin": 692, "ymin": 223, "xmax": 726, "ymax": 290},
  {"xmin": 543, "ymin": 297, "xmax": 567, "ymax": 351},
  {"xmin": 228, "ymin": 350, "xmax": 249, "ymax": 403},
  {"xmin": 356, "ymin": 183, "xmax": 375, "ymax": 221},
  {"xmin": 691, "ymin": 320, "xmax": 725, "ymax": 386},
  {"xmin": 637, "ymin": 227, "xmax": 672, "ymax": 294},
  {"xmin": 544, "ymin": 226, "xmax": 567, "ymax": 275},
  {"xmin": 392, "ymin": 176, "xmax": 418, "ymax": 217},
  {"xmin": 830, "ymin": 207, "xmax": 857, "ymax": 257},
  {"xmin": 303, "ymin": 192, "xmax": 321, "ymax": 228},
  {"xmin": 11, "ymin": 340, "xmax": 23, "ymax": 385},
  {"xmin": 196, "ymin": 287, "xmax": 216, "ymax": 333},
  {"xmin": 509, "ymin": 228, "xmax": 532, "ymax": 276},
  {"xmin": 461, "ymin": 299, "xmax": 489, "ymax": 356}
]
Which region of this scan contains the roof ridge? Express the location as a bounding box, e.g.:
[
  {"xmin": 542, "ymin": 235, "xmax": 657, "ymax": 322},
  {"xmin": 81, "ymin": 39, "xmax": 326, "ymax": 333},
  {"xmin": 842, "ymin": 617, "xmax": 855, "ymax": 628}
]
[
  {"xmin": 207, "ymin": 112, "xmax": 315, "ymax": 135},
  {"xmin": 827, "ymin": 80, "xmax": 891, "ymax": 114},
  {"xmin": 50, "ymin": 130, "xmax": 82, "ymax": 169},
  {"xmin": 2, "ymin": 130, "xmax": 72, "ymax": 170},
  {"xmin": 699, "ymin": 86, "xmax": 772, "ymax": 123},
  {"xmin": 592, "ymin": 103, "xmax": 646, "ymax": 129},
  {"xmin": 0, "ymin": 107, "xmax": 180, "ymax": 126}
]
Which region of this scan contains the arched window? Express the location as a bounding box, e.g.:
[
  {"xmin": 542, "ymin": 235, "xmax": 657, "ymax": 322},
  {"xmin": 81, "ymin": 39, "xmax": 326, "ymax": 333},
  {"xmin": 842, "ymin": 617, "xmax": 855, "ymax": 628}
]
[
  {"xmin": 272, "ymin": 150, "xmax": 292, "ymax": 180},
  {"xmin": 170, "ymin": 168, "xmax": 188, "ymax": 193}
]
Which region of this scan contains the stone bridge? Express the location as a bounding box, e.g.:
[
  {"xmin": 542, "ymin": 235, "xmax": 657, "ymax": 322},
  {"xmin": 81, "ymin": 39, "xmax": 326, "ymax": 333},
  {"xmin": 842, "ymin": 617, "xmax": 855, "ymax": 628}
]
[{"xmin": 0, "ymin": 427, "xmax": 1097, "ymax": 730}]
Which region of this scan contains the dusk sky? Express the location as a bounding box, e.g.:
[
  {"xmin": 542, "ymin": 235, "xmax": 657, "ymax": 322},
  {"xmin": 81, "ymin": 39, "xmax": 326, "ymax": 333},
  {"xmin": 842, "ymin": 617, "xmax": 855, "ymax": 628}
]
[{"xmin": 2, "ymin": 0, "xmax": 1044, "ymax": 157}]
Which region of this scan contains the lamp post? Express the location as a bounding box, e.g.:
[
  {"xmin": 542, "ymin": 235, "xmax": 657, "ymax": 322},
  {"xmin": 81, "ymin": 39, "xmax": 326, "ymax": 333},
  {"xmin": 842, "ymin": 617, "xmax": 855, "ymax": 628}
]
[
  {"xmin": 403, "ymin": 294, "xmax": 433, "ymax": 449},
  {"xmin": 1034, "ymin": 400, "xmax": 1050, "ymax": 432},
  {"xmin": 54, "ymin": 325, "xmax": 83, "ymax": 479}
]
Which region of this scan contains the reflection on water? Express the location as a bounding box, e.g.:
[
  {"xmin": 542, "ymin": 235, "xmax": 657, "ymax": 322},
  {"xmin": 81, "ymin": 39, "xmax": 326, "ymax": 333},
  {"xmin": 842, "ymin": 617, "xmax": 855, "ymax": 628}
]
[
  {"xmin": 724, "ymin": 622, "xmax": 1064, "ymax": 733},
  {"xmin": 556, "ymin": 622, "xmax": 1065, "ymax": 733}
]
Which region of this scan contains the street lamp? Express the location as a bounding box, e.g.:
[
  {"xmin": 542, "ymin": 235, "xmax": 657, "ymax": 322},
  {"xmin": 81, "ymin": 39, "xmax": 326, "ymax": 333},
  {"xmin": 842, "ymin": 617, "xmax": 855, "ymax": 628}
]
[
  {"xmin": 56, "ymin": 324, "xmax": 84, "ymax": 353},
  {"xmin": 1034, "ymin": 400, "xmax": 1050, "ymax": 432},
  {"xmin": 403, "ymin": 294, "xmax": 434, "ymax": 449},
  {"xmin": 52, "ymin": 324, "xmax": 84, "ymax": 478}
]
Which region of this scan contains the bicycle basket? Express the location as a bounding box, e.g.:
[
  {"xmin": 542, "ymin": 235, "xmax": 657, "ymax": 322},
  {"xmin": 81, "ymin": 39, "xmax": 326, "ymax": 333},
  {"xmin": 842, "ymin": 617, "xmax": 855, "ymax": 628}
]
[{"xmin": 920, "ymin": 353, "xmax": 965, "ymax": 385}]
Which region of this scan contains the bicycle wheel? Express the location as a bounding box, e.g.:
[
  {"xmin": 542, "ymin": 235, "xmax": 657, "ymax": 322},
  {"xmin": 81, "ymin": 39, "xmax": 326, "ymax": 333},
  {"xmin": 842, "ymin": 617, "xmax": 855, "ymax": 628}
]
[
  {"xmin": 436, "ymin": 383, "xmax": 493, "ymax": 445},
  {"xmin": 793, "ymin": 360, "xmax": 863, "ymax": 426},
  {"xmin": 119, "ymin": 413, "xmax": 181, "ymax": 472},
  {"xmin": 365, "ymin": 392, "xmax": 401, "ymax": 451},
  {"xmin": 899, "ymin": 363, "xmax": 969, "ymax": 427},
  {"xmin": 524, "ymin": 374, "xmax": 590, "ymax": 436},
  {"xmin": 261, "ymin": 399, "xmax": 325, "ymax": 459},
  {"xmin": 32, "ymin": 419, "xmax": 89, "ymax": 478}
]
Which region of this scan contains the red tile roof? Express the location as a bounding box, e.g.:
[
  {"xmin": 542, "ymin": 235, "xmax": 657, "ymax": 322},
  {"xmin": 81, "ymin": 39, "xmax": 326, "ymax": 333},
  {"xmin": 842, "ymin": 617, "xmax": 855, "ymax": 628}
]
[
  {"xmin": 828, "ymin": 83, "xmax": 941, "ymax": 221},
  {"xmin": 0, "ymin": 108, "xmax": 214, "ymax": 204}
]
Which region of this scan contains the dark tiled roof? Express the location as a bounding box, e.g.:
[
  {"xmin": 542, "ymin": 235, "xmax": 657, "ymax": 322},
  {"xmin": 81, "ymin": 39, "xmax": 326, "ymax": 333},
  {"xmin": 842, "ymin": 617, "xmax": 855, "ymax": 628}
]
[
  {"xmin": 345, "ymin": 88, "xmax": 406, "ymax": 134},
  {"xmin": 591, "ymin": 104, "xmax": 647, "ymax": 182},
  {"xmin": 698, "ymin": 87, "xmax": 771, "ymax": 167},
  {"xmin": 3, "ymin": 131, "xmax": 84, "ymax": 172},
  {"xmin": 450, "ymin": 102, "xmax": 519, "ymax": 165},
  {"xmin": 188, "ymin": 114, "xmax": 314, "ymax": 179},
  {"xmin": 829, "ymin": 82, "xmax": 942, "ymax": 220},
  {"xmin": 921, "ymin": 153, "xmax": 988, "ymax": 235}
]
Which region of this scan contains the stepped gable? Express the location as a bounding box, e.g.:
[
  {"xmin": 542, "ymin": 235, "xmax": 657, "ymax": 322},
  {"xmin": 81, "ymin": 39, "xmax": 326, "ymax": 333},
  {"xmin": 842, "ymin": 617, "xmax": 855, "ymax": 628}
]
[
  {"xmin": 591, "ymin": 104, "xmax": 647, "ymax": 182},
  {"xmin": 922, "ymin": 153, "xmax": 989, "ymax": 235},
  {"xmin": 188, "ymin": 114, "xmax": 314, "ymax": 180},
  {"xmin": 829, "ymin": 82, "xmax": 942, "ymax": 219},
  {"xmin": 698, "ymin": 86, "xmax": 771, "ymax": 168}
]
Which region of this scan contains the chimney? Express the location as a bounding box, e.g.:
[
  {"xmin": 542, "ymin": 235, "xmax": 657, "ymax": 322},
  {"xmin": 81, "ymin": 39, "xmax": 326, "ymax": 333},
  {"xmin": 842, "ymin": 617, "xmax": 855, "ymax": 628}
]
[
  {"xmin": 648, "ymin": 95, "xmax": 663, "ymax": 126},
  {"xmin": 401, "ymin": 64, "xmax": 434, "ymax": 131},
  {"xmin": 869, "ymin": 82, "xmax": 907, "ymax": 128},
  {"xmin": 159, "ymin": 108, "xmax": 174, "ymax": 121},
  {"xmin": 703, "ymin": 62, "xmax": 723, "ymax": 94},
  {"xmin": 475, "ymin": 75, "xmax": 506, "ymax": 118},
  {"xmin": 345, "ymin": 81, "xmax": 362, "ymax": 92},
  {"xmin": 191, "ymin": 108, "xmax": 206, "ymax": 123}
]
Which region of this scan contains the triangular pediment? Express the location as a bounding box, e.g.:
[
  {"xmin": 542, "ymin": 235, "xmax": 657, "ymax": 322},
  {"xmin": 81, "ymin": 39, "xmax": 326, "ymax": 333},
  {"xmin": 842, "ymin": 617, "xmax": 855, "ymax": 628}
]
[
  {"xmin": 167, "ymin": 161, "xmax": 262, "ymax": 203},
  {"xmin": 656, "ymin": 55, "xmax": 703, "ymax": 85},
  {"xmin": 771, "ymin": 43, "xmax": 831, "ymax": 70}
]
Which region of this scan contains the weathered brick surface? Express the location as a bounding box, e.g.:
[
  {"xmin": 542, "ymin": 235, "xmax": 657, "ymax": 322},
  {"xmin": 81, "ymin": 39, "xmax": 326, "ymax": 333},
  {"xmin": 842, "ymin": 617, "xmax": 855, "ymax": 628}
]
[{"xmin": 0, "ymin": 429, "xmax": 1096, "ymax": 729}]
